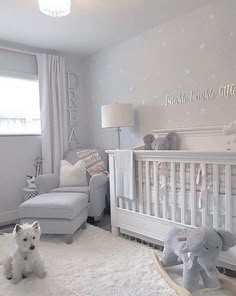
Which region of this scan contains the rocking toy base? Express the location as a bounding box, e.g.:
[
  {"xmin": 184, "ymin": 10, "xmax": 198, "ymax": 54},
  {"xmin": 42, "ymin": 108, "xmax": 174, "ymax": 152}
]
[{"xmin": 151, "ymin": 251, "xmax": 236, "ymax": 296}]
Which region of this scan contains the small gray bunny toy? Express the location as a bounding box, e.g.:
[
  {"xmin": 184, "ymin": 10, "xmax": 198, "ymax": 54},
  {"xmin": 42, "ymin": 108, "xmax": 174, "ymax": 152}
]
[{"xmin": 161, "ymin": 226, "xmax": 236, "ymax": 293}]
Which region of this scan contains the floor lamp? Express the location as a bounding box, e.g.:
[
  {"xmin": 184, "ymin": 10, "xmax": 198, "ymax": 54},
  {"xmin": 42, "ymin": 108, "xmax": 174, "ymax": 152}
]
[{"xmin": 101, "ymin": 103, "xmax": 134, "ymax": 149}]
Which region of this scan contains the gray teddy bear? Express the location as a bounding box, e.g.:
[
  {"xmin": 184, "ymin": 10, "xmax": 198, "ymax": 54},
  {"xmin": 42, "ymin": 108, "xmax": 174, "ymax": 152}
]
[{"xmin": 143, "ymin": 132, "xmax": 179, "ymax": 150}]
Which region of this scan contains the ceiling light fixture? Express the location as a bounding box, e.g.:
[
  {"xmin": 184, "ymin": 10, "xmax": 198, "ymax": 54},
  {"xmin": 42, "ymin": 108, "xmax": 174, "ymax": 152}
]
[{"xmin": 38, "ymin": 0, "xmax": 71, "ymax": 17}]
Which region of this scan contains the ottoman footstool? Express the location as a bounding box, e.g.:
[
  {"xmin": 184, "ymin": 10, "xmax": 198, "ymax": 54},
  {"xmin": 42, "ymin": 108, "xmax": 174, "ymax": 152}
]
[{"xmin": 18, "ymin": 192, "xmax": 88, "ymax": 244}]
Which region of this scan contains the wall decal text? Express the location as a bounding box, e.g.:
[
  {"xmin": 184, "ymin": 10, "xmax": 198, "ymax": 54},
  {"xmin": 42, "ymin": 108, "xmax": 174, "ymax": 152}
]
[
  {"xmin": 67, "ymin": 72, "xmax": 80, "ymax": 149},
  {"xmin": 165, "ymin": 83, "xmax": 236, "ymax": 106}
]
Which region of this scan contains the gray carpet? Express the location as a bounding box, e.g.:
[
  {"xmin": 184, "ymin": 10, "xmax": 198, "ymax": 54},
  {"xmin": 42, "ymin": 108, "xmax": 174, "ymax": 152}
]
[{"xmin": 0, "ymin": 224, "xmax": 14, "ymax": 234}]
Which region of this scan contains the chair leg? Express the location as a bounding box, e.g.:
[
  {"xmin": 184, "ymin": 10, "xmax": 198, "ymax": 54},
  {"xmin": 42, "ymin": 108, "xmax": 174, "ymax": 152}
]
[
  {"xmin": 81, "ymin": 222, "xmax": 87, "ymax": 229},
  {"xmin": 64, "ymin": 234, "xmax": 74, "ymax": 244},
  {"xmin": 94, "ymin": 210, "xmax": 104, "ymax": 222}
]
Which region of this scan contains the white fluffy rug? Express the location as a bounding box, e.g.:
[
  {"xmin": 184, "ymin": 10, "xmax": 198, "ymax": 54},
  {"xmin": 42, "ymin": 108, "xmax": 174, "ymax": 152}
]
[{"xmin": 0, "ymin": 225, "xmax": 177, "ymax": 296}]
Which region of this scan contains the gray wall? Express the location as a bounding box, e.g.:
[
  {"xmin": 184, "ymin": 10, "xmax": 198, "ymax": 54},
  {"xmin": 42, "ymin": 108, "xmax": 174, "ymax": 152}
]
[
  {"xmin": 0, "ymin": 136, "xmax": 41, "ymax": 223},
  {"xmin": 84, "ymin": 0, "xmax": 236, "ymax": 149}
]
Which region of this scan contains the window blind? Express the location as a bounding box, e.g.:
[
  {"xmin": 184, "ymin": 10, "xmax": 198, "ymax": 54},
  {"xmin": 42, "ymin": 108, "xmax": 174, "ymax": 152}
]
[{"xmin": 0, "ymin": 48, "xmax": 37, "ymax": 79}]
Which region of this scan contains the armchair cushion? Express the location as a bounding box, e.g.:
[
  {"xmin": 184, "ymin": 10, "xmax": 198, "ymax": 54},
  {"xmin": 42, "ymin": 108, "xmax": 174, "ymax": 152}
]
[
  {"xmin": 51, "ymin": 186, "xmax": 89, "ymax": 194},
  {"xmin": 35, "ymin": 174, "xmax": 59, "ymax": 194}
]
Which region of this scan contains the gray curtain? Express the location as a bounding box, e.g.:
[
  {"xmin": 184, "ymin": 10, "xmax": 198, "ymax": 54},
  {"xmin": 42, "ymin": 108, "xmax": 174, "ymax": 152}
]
[{"xmin": 37, "ymin": 54, "xmax": 68, "ymax": 174}]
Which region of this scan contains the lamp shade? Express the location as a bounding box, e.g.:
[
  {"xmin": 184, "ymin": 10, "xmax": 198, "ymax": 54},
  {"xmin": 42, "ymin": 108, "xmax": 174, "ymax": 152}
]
[{"xmin": 101, "ymin": 103, "xmax": 133, "ymax": 128}]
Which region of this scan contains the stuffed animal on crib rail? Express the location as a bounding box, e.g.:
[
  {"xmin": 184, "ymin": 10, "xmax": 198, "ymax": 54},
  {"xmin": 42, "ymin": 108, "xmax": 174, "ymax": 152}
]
[
  {"xmin": 161, "ymin": 227, "xmax": 236, "ymax": 293},
  {"xmin": 143, "ymin": 134, "xmax": 155, "ymax": 150},
  {"xmin": 143, "ymin": 132, "xmax": 179, "ymax": 150}
]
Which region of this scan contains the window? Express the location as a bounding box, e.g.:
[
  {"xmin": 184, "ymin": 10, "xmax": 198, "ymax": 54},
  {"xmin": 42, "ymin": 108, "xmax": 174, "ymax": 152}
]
[{"xmin": 0, "ymin": 76, "xmax": 41, "ymax": 135}]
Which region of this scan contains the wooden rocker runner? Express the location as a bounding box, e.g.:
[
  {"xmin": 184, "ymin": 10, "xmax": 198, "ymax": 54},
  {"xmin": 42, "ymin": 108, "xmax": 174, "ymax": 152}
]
[{"xmin": 151, "ymin": 251, "xmax": 236, "ymax": 296}]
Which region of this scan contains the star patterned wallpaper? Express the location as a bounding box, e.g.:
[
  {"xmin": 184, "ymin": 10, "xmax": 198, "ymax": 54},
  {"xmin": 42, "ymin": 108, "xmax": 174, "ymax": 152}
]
[{"xmin": 83, "ymin": 0, "xmax": 236, "ymax": 149}]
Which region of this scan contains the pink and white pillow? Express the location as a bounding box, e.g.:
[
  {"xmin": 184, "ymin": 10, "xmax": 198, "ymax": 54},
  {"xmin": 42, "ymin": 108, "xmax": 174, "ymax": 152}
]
[{"xmin": 77, "ymin": 149, "xmax": 107, "ymax": 176}]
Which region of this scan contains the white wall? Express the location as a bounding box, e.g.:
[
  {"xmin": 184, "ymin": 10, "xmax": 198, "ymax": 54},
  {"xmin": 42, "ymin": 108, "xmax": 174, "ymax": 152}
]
[{"xmin": 84, "ymin": 0, "xmax": 236, "ymax": 150}]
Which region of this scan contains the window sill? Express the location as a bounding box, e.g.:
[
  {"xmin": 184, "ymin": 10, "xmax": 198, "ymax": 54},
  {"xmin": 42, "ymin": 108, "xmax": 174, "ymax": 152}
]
[{"xmin": 0, "ymin": 134, "xmax": 41, "ymax": 137}]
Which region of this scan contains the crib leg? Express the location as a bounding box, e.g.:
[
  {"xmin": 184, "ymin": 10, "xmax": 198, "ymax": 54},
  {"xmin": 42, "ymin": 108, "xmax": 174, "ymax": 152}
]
[{"xmin": 112, "ymin": 226, "xmax": 119, "ymax": 236}]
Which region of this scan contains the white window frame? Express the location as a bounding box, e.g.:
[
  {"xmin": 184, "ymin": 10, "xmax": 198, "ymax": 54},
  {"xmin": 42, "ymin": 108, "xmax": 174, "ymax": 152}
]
[{"xmin": 0, "ymin": 71, "xmax": 41, "ymax": 136}]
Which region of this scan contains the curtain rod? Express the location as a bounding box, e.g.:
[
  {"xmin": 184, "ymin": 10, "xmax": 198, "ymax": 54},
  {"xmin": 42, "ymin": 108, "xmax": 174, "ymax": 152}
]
[{"xmin": 0, "ymin": 44, "xmax": 39, "ymax": 56}]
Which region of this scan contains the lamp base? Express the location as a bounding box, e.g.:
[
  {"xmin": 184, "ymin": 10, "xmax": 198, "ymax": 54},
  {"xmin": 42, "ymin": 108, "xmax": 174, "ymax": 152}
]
[{"xmin": 117, "ymin": 127, "xmax": 121, "ymax": 149}]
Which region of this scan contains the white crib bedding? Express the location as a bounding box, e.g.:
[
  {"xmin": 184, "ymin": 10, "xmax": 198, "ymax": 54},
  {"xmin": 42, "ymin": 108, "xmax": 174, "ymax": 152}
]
[
  {"xmin": 149, "ymin": 204, "xmax": 236, "ymax": 233},
  {"xmin": 148, "ymin": 188, "xmax": 236, "ymax": 216},
  {"xmin": 132, "ymin": 160, "xmax": 236, "ymax": 233},
  {"xmin": 133, "ymin": 161, "xmax": 236, "ymax": 231},
  {"xmin": 138, "ymin": 192, "xmax": 236, "ymax": 232},
  {"xmin": 136, "ymin": 183, "xmax": 236, "ymax": 217},
  {"xmin": 135, "ymin": 162, "xmax": 236, "ymax": 195},
  {"xmin": 124, "ymin": 196, "xmax": 236, "ymax": 233}
]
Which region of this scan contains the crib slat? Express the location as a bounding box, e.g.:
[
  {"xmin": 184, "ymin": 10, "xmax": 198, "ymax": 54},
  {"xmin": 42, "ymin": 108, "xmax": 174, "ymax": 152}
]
[
  {"xmin": 125, "ymin": 199, "xmax": 130, "ymax": 210},
  {"xmin": 109, "ymin": 155, "xmax": 119, "ymax": 235},
  {"xmin": 225, "ymin": 164, "xmax": 232, "ymax": 231},
  {"xmin": 118, "ymin": 198, "xmax": 124, "ymax": 209},
  {"xmin": 134, "ymin": 160, "xmax": 139, "ymax": 213},
  {"xmin": 162, "ymin": 169, "xmax": 168, "ymax": 220},
  {"xmin": 201, "ymin": 164, "xmax": 208, "ymax": 227},
  {"xmin": 138, "ymin": 160, "xmax": 143, "ymax": 214},
  {"xmin": 190, "ymin": 163, "xmax": 196, "ymax": 226},
  {"xmin": 180, "ymin": 163, "xmax": 186, "ymax": 224},
  {"xmin": 213, "ymin": 164, "xmax": 220, "ymax": 228},
  {"xmin": 171, "ymin": 162, "xmax": 176, "ymax": 222},
  {"xmin": 153, "ymin": 162, "xmax": 159, "ymax": 217},
  {"xmin": 146, "ymin": 161, "xmax": 151, "ymax": 215},
  {"xmin": 132, "ymin": 178, "xmax": 136, "ymax": 213},
  {"xmin": 118, "ymin": 195, "xmax": 123, "ymax": 209}
]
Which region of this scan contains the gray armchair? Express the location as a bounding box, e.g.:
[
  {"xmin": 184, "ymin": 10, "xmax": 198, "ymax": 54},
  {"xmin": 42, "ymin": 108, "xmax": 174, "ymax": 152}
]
[{"xmin": 35, "ymin": 150, "xmax": 108, "ymax": 220}]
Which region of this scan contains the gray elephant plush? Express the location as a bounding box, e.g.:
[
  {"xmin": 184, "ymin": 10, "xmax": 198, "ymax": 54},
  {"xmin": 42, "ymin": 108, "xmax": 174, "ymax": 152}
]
[
  {"xmin": 143, "ymin": 132, "xmax": 179, "ymax": 150},
  {"xmin": 161, "ymin": 227, "xmax": 236, "ymax": 293}
]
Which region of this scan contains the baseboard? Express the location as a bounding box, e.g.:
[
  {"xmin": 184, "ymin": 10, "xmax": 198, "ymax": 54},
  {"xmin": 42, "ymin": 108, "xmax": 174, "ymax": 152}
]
[{"xmin": 0, "ymin": 210, "xmax": 18, "ymax": 226}]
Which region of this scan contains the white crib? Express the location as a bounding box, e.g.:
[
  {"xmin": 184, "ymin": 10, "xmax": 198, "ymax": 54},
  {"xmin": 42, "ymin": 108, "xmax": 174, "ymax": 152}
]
[{"xmin": 107, "ymin": 149, "xmax": 236, "ymax": 270}]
